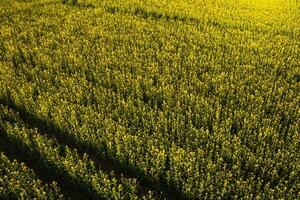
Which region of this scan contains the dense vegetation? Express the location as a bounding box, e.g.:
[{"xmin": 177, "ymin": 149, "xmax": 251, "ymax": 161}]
[
  {"xmin": 0, "ymin": 0, "xmax": 299, "ymax": 199},
  {"xmin": 0, "ymin": 152, "xmax": 64, "ymax": 199}
]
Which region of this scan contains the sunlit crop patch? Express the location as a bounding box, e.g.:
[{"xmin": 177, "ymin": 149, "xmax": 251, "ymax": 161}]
[{"xmin": 0, "ymin": 0, "xmax": 299, "ymax": 199}]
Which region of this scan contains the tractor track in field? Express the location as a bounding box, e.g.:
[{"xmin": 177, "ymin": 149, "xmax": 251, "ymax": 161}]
[
  {"xmin": 0, "ymin": 101, "xmax": 152, "ymax": 199},
  {"xmin": 0, "ymin": 98, "xmax": 181, "ymax": 200},
  {"xmin": 104, "ymin": 5, "xmax": 299, "ymax": 40},
  {"xmin": 0, "ymin": 123, "xmax": 92, "ymax": 200}
]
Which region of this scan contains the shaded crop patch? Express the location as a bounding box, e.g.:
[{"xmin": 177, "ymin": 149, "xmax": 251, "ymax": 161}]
[
  {"xmin": 0, "ymin": 97, "xmax": 175, "ymax": 199},
  {"xmin": 104, "ymin": 5, "xmax": 299, "ymax": 39},
  {"xmin": 0, "ymin": 123, "xmax": 89, "ymax": 200}
]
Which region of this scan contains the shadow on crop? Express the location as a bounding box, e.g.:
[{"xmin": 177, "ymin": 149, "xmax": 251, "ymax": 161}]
[
  {"xmin": 104, "ymin": 6, "xmax": 299, "ymax": 39},
  {"xmin": 0, "ymin": 117, "xmax": 93, "ymax": 200},
  {"xmin": 106, "ymin": 6, "xmax": 202, "ymax": 25},
  {"xmin": 0, "ymin": 96, "xmax": 182, "ymax": 200}
]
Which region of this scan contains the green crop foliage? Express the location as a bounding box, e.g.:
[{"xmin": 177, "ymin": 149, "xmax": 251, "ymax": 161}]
[{"xmin": 0, "ymin": 0, "xmax": 299, "ymax": 199}]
